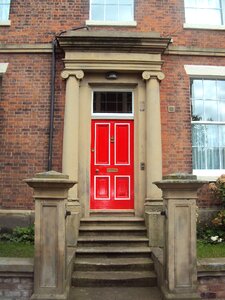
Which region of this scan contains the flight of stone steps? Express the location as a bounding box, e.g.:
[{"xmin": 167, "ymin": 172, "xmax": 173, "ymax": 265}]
[{"xmin": 71, "ymin": 217, "xmax": 157, "ymax": 287}]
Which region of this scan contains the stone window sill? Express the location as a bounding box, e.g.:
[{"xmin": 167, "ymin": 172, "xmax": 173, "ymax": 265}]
[
  {"xmin": 183, "ymin": 23, "xmax": 225, "ymax": 30},
  {"xmin": 193, "ymin": 170, "xmax": 225, "ymax": 181},
  {"xmin": 0, "ymin": 20, "xmax": 11, "ymax": 26},
  {"xmin": 85, "ymin": 20, "xmax": 137, "ymax": 27}
]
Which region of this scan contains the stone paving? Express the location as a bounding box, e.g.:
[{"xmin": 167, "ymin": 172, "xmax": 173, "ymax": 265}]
[{"xmin": 69, "ymin": 287, "xmax": 162, "ymax": 300}]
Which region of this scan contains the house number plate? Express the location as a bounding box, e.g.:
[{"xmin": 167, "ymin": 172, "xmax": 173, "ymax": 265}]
[{"xmin": 107, "ymin": 168, "xmax": 118, "ymax": 173}]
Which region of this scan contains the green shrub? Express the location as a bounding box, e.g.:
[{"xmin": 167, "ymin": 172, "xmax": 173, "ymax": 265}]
[{"xmin": 0, "ymin": 225, "xmax": 34, "ymax": 244}]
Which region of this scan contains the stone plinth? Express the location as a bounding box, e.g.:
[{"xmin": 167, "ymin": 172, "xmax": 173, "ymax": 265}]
[
  {"xmin": 154, "ymin": 174, "xmax": 207, "ymax": 300},
  {"xmin": 25, "ymin": 171, "xmax": 76, "ymax": 300}
]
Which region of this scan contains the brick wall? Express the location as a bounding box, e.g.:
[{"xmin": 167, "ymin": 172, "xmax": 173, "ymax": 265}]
[{"xmin": 0, "ymin": 0, "xmax": 225, "ymax": 49}]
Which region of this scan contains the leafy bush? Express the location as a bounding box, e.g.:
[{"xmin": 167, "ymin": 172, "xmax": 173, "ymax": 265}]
[
  {"xmin": 209, "ymin": 174, "xmax": 225, "ymax": 204},
  {"xmin": 0, "ymin": 225, "xmax": 34, "ymax": 244}
]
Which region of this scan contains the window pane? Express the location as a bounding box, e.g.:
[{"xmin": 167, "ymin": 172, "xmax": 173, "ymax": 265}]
[
  {"xmin": 92, "ymin": 4, "xmax": 104, "ymax": 20},
  {"xmin": 207, "ymin": 148, "xmax": 220, "ymax": 169},
  {"xmin": 0, "ymin": 0, "xmax": 10, "ymax": 21},
  {"xmin": 205, "ymin": 100, "xmax": 218, "ymax": 121},
  {"xmin": 105, "ymin": 5, "xmax": 118, "ymax": 21},
  {"xmin": 185, "ymin": 0, "xmax": 222, "ymax": 25},
  {"xmin": 93, "ymin": 91, "xmax": 133, "ymax": 114},
  {"xmin": 90, "ymin": 0, "xmax": 134, "ymax": 21},
  {"xmin": 119, "ymin": 5, "xmax": 133, "ymax": 21},
  {"xmin": 219, "ymin": 102, "xmax": 225, "ymax": 121},
  {"xmin": 192, "ymin": 80, "xmax": 203, "ymax": 99},
  {"xmin": 217, "ymin": 81, "xmax": 225, "ymax": 100},
  {"xmin": 92, "ymin": 0, "xmax": 104, "ymax": 4},
  {"xmin": 203, "ymin": 80, "xmax": 217, "ymax": 100},
  {"xmin": 192, "ymin": 100, "xmax": 204, "ymax": 121}
]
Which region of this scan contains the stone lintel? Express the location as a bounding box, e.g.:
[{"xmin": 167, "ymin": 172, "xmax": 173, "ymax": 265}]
[{"xmin": 57, "ymin": 30, "xmax": 171, "ymax": 54}]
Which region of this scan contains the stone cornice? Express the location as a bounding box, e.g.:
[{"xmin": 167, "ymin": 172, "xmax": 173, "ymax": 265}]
[
  {"xmin": 0, "ymin": 43, "xmax": 225, "ymax": 57},
  {"xmin": 0, "ymin": 43, "xmax": 52, "ymax": 53},
  {"xmin": 166, "ymin": 45, "xmax": 225, "ymax": 57},
  {"xmin": 57, "ymin": 30, "xmax": 171, "ymax": 54}
]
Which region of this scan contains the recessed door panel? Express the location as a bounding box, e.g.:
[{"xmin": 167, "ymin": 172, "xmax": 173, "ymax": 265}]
[
  {"xmin": 95, "ymin": 123, "xmax": 110, "ymax": 165},
  {"xmin": 115, "ymin": 123, "xmax": 130, "ymax": 165},
  {"xmin": 90, "ymin": 120, "xmax": 134, "ymax": 209}
]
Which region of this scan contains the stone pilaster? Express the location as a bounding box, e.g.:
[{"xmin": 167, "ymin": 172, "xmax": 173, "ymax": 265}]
[
  {"xmin": 142, "ymin": 71, "xmax": 165, "ymax": 247},
  {"xmin": 142, "ymin": 71, "xmax": 164, "ymax": 201},
  {"xmin": 61, "ymin": 70, "xmax": 84, "ymax": 201},
  {"xmin": 61, "ymin": 70, "xmax": 84, "ymax": 246}
]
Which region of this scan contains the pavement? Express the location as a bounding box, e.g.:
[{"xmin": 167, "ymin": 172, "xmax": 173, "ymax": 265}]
[{"xmin": 69, "ymin": 287, "xmax": 162, "ymax": 300}]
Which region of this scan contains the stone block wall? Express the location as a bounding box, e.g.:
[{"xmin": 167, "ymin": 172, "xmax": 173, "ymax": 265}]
[
  {"xmin": 0, "ymin": 258, "xmax": 33, "ymax": 300},
  {"xmin": 0, "ymin": 276, "xmax": 33, "ymax": 299}
]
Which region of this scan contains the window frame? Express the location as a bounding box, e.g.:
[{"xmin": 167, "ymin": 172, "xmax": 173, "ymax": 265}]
[
  {"xmin": 91, "ymin": 88, "xmax": 134, "ymax": 119},
  {"xmin": 185, "ymin": 65, "xmax": 225, "ymax": 179},
  {"xmin": 86, "ymin": 0, "xmax": 137, "ymax": 27},
  {"xmin": 183, "ymin": 0, "xmax": 225, "ymax": 30},
  {"xmin": 0, "ymin": 0, "xmax": 11, "ymax": 26}
]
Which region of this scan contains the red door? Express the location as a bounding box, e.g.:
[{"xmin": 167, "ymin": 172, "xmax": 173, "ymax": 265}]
[{"xmin": 90, "ymin": 120, "xmax": 134, "ymax": 209}]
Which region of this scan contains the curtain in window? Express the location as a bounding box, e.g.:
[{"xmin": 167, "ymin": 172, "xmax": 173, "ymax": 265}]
[{"xmin": 192, "ymin": 124, "xmax": 225, "ymax": 169}]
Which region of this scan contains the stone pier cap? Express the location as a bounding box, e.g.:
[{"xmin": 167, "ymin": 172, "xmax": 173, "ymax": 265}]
[
  {"xmin": 154, "ymin": 173, "xmax": 208, "ymax": 191},
  {"xmin": 24, "ymin": 170, "xmax": 77, "ymax": 198}
]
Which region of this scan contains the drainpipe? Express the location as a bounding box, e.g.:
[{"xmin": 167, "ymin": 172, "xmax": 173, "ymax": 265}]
[{"xmin": 47, "ymin": 38, "xmax": 57, "ymax": 171}]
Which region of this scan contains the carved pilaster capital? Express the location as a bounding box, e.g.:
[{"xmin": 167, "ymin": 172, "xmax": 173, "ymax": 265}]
[
  {"xmin": 61, "ymin": 70, "xmax": 84, "ymax": 80},
  {"xmin": 142, "ymin": 71, "xmax": 165, "ymax": 81}
]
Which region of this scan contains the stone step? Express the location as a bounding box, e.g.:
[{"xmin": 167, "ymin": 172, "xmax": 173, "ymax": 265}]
[
  {"xmin": 71, "ymin": 270, "xmax": 157, "ymax": 287},
  {"xmin": 80, "ymin": 217, "xmax": 145, "ymax": 227},
  {"xmin": 77, "ymin": 236, "xmax": 149, "ymax": 247},
  {"xmin": 74, "ymin": 257, "xmax": 154, "ymax": 271},
  {"xmin": 76, "ymin": 246, "xmax": 151, "ymax": 254},
  {"xmin": 79, "ymin": 225, "xmax": 147, "ymax": 236}
]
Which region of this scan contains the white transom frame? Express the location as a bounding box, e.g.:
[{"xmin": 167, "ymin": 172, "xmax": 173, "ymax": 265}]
[{"xmin": 91, "ymin": 88, "xmax": 134, "ymax": 119}]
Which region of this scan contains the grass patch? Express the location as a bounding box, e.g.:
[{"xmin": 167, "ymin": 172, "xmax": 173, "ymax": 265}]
[
  {"xmin": 197, "ymin": 240, "xmax": 225, "ymax": 258},
  {"xmin": 0, "ymin": 242, "xmax": 34, "ymax": 258}
]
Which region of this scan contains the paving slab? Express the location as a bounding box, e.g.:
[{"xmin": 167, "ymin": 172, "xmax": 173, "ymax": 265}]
[{"xmin": 69, "ymin": 287, "xmax": 162, "ymax": 300}]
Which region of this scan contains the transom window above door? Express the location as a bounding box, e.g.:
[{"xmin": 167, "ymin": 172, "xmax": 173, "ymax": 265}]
[
  {"xmin": 89, "ymin": 0, "xmax": 134, "ymax": 22},
  {"xmin": 92, "ymin": 91, "xmax": 133, "ymax": 117}
]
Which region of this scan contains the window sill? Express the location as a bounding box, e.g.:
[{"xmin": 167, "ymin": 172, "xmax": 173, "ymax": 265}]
[
  {"xmin": 0, "ymin": 63, "xmax": 9, "ymax": 75},
  {"xmin": 193, "ymin": 170, "xmax": 225, "ymax": 181},
  {"xmin": 85, "ymin": 20, "xmax": 137, "ymax": 27},
  {"xmin": 0, "ymin": 20, "xmax": 11, "ymax": 26},
  {"xmin": 183, "ymin": 23, "xmax": 225, "ymax": 30}
]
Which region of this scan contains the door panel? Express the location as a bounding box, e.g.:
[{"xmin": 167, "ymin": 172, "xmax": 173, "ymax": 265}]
[
  {"xmin": 115, "ymin": 123, "xmax": 130, "ymax": 165},
  {"xmin": 91, "ymin": 120, "xmax": 134, "ymax": 209},
  {"xmin": 95, "ymin": 123, "xmax": 110, "ymax": 165}
]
